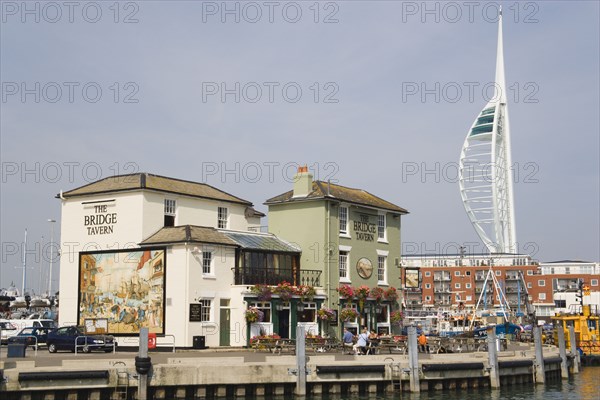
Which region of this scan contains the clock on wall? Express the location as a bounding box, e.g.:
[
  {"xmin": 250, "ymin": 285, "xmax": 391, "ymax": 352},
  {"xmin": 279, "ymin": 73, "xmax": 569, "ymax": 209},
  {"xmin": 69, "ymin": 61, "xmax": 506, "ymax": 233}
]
[{"xmin": 356, "ymin": 258, "xmax": 373, "ymax": 279}]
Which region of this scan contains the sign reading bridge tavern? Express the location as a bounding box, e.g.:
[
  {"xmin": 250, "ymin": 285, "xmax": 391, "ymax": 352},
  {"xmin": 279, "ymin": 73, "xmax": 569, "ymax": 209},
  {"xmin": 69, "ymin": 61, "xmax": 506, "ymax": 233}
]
[{"xmin": 84, "ymin": 204, "xmax": 117, "ymax": 235}]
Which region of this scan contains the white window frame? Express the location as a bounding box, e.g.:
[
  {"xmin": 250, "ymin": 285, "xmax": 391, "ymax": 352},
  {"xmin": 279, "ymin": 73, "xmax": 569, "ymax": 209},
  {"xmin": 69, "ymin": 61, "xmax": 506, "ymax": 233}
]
[
  {"xmin": 425, "ymin": 295, "xmax": 431, "ymax": 301},
  {"xmin": 495, "ymin": 270, "xmax": 501, "ymax": 276},
  {"xmin": 425, "ymin": 283, "xmax": 431, "ymax": 289},
  {"xmin": 454, "ymin": 271, "xmax": 461, "ymax": 276},
  {"xmin": 455, "ymin": 283, "xmax": 461, "ymax": 289},
  {"xmin": 202, "ymin": 251, "xmax": 213, "ymax": 276},
  {"xmin": 425, "ymin": 271, "xmax": 431, "ymax": 277},
  {"xmin": 376, "ymin": 249, "xmax": 388, "ymax": 284},
  {"xmin": 198, "ymin": 299, "xmax": 213, "ymax": 322},
  {"xmin": 218, "ymin": 207, "xmax": 228, "ymax": 229},
  {"xmin": 539, "ymin": 293, "xmax": 546, "ymax": 300},
  {"xmin": 527, "ymin": 270, "xmax": 534, "ymax": 276},
  {"xmin": 466, "ymin": 295, "xmax": 472, "ymax": 301},
  {"xmin": 538, "ymin": 280, "xmax": 545, "ymax": 287},
  {"xmin": 591, "ymin": 279, "xmax": 598, "ymax": 286},
  {"xmin": 377, "ymin": 213, "xmax": 387, "ymax": 242},
  {"xmin": 339, "ymin": 206, "xmax": 349, "ymax": 236},
  {"xmin": 249, "ymin": 301, "xmax": 272, "ymax": 323},
  {"xmin": 527, "ymin": 282, "xmax": 532, "ymax": 289},
  {"xmin": 465, "ymin": 283, "xmax": 471, "ymax": 289},
  {"xmin": 164, "ymin": 199, "xmax": 176, "ymax": 215},
  {"xmin": 338, "ymin": 245, "xmax": 351, "ymax": 283}
]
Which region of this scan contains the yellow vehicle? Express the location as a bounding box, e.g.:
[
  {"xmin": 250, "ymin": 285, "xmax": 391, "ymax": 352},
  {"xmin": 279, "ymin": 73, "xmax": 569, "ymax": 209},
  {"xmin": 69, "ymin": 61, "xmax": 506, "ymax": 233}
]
[{"xmin": 552, "ymin": 304, "xmax": 600, "ymax": 365}]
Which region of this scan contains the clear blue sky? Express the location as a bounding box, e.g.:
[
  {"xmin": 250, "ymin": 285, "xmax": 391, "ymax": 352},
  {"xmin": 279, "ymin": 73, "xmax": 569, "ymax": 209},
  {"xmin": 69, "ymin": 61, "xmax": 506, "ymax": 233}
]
[{"xmin": 1, "ymin": 1, "xmax": 599, "ymax": 293}]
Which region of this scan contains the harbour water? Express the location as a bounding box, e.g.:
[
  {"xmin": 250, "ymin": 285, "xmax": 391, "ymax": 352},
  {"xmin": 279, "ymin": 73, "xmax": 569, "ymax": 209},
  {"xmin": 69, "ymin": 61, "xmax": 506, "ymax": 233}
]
[{"xmin": 219, "ymin": 367, "xmax": 599, "ymax": 400}]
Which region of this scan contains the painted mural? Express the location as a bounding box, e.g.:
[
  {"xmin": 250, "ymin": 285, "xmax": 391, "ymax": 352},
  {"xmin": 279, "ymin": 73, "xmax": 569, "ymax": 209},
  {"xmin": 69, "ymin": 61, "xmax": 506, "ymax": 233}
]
[{"xmin": 78, "ymin": 248, "xmax": 165, "ymax": 334}]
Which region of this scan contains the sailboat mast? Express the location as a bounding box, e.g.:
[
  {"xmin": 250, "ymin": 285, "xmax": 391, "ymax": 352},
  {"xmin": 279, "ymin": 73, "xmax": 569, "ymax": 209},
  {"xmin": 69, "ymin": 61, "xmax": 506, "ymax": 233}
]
[{"xmin": 22, "ymin": 228, "xmax": 28, "ymax": 296}]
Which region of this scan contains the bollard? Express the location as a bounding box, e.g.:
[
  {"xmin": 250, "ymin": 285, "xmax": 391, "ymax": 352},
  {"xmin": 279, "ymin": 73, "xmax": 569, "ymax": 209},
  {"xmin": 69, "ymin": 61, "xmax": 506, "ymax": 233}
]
[
  {"xmin": 487, "ymin": 327, "xmax": 500, "ymax": 389},
  {"xmin": 533, "ymin": 326, "xmax": 545, "ymax": 384},
  {"xmin": 568, "ymin": 325, "xmax": 580, "ymax": 374},
  {"xmin": 295, "ymin": 325, "xmax": 306, "ymax": 396},
  {"xmin": 136, "ymin": 327, "xmax": 151, "ymax": 400},
  {"xmin": 557, "ymin": 326, "xmax": 569, "ymax": 379},
  {"xmin": 407, "ymin": 326, "xmax": 420, "ymax": 393}
]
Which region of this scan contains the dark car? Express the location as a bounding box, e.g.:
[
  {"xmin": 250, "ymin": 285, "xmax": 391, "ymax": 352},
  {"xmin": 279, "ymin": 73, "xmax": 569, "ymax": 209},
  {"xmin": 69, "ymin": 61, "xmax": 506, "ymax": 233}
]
[
  {"xmin": 46, "ymin": 326, "xmax": 116, "ymax": 353},
  {"xmin": 7, "ymin": 326, "xmax": 55, "ymax": 348}
]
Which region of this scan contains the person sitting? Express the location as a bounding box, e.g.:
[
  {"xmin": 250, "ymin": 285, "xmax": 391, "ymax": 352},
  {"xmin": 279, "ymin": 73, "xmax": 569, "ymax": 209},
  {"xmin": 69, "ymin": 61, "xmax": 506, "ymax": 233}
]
[
  {"xmin": 353, "ymin": 327, "xmax": 369, "ymax": 355},
  {"xmin": 342, "ymin": 327, "xmax": 354, "ymax": 354},
  {"xmin": 418, "ymin": 331, "xmax": 428, "ymax": 353},
  {"xmin": 367, "ymin": 330, "xmax": 379, "ymax": 354}
]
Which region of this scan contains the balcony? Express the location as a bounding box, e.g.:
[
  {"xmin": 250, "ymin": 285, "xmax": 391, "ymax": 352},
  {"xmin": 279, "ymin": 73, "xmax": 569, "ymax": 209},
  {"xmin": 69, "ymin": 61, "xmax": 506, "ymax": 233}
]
[{"xmin": 234, "ymin": 267, "xmax": 321, "ymax": 287}]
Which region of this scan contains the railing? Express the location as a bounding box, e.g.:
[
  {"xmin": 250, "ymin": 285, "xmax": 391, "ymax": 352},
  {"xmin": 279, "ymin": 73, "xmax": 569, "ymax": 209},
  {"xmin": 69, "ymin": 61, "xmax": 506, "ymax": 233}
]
[
  {"xmin": 233, "ymin": 267, "xmax": 321, "ymax": 287},
  {"xmin": 74, "ymin": 336, "xmax": 117, "ymax": 354},
  {"xmin": 119, "ymin": 334, "xmax": 176, "ymax": 352}
]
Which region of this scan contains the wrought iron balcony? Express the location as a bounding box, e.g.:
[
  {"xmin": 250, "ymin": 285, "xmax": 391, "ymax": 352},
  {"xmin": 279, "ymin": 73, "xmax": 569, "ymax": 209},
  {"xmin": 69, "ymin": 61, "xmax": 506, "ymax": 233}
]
[{"xmin": 233, "ymin": 267, "xmax": 321, "ymax": 287}]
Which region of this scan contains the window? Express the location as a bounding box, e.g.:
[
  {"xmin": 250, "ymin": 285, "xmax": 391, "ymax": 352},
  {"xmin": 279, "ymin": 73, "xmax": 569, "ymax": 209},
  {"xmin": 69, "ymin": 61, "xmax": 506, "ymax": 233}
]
[
  {"xmin": 592, "ymin": 279, "xmax": 599, "ymax": 286},
  {"xmin": 454, "ymin": 271, "xmax": 461, "ymax": 276},
  {"xmin": 339, "ymin": 251, "xmax": 349, "ymax": 280},
  {"xmin": 538, "ymin": 280, "xmax": 545, "ymax": 287},
  {"xmin": 465, "ymin": 283, "xmax": 471, "ymax": 289},
  {"xmin": 425, "ymin": 283, "xmax": 431, "ymax": 289},
  {"xmin": 527, "ymin": 282, "xmax": 532, "ymax": 289},
  {"xmin": 164, "ymin": 199, "xmax": 176, "ymax": 227},
  {"xmin": 555, "ymin": 299, "xmax": 566, "ymax": 308},
  {"xmin": 466, "ymin": 271, "xmax": 471, "ymax": 276},
  {"xmin": 527, "ymin": 270, "xmax": 533, "ymax": 276},
  {"xmin": 539, "ymin": 293, "xmax": 546, "ymax": 300},
  {"xmin": 377, "ymin": 214, "xmax": 386, "ymax": 241},
  {"xmin": 425, "ymin": 296, "xmax": 431, "ymax": 301},
  {"xmin": 199, "ymin": 299, "xmax": 212, "ymax": 322},
  {"xmin": 218, "ymin": 207, "xmax": 228, "ymax": 229},
  {"xmin": 249, "ymin": 302, "xmax": 271, "ymax": 322},
  {"xmin": 425, "ymin": 271, "xmax": 431, "ymax": 277},
  {"xmin": 495, "ymin": 270, "xmax": 501, "ymax": 276},
  {"xmin": 339, "ymin": 206, "xmax": 348, "ymax": 234},
  {"xmin": 202, "ymin": 251, "xmax": 212, "ymax": 275},
  {"xmin": 455, "ymin": 283, "xmax": 461, "ymax": 289},
  {"xmin": 377, "ymin": 256, "xmax": 387, "ymax": 283},
  {"xmin": 297, "ymin": 302, "xmax": 317, "ymax": 323},
  {"xmin": 466, "ymin": 295, "xmax": 472, "ymax": 301}
]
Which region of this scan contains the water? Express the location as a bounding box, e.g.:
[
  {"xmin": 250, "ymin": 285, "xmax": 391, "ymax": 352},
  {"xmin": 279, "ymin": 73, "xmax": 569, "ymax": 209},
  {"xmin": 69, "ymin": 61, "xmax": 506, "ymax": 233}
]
[{"xmin": 226, "ymin": 367, "xmax": 599, "ymax": 400}]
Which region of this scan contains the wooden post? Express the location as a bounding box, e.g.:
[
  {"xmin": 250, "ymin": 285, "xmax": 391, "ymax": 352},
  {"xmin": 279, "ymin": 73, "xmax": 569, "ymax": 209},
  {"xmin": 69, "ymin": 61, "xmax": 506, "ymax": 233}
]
[
  {"xmin": 138, "ymin": 328, "xmax": 149, "ymax": 400},
  {"xmin": 295, "ymin": 325, "xmax": 306, "ymax": 396},
  {"xmin": 407, "ymin": 326, "xmax": 420, "ymax": 393},
  {"xmin": 557, "ymin": 326, "xmax": 569, "ymax": 379},
  {"xmin": 568, "ymin": 325, "xmax": 580, "ymax": 374},
  {"xmin": 487, "ymin": 327, "xmax": 500, "ymax": 389},
  {"xmin": 533, "ymin": 326, "xmax": 545, "ymax": 384}
]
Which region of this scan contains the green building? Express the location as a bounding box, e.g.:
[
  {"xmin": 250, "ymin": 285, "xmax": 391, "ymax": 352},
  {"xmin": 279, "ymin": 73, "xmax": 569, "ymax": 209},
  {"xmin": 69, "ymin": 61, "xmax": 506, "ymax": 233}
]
[{"xmin": 265, "ymin": 167, "xmax": 409, "ymax": 335}]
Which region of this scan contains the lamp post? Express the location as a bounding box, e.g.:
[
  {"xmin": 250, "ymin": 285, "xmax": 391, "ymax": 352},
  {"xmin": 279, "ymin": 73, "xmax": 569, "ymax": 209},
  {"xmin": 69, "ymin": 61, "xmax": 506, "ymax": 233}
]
[{"xmin": 48, "ymin": 219, "xmax": 56, "ymax": 297}]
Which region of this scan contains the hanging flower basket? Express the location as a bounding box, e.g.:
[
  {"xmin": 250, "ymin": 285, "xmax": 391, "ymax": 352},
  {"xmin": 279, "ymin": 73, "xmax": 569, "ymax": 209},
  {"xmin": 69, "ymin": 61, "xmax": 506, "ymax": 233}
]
[
  {"xmin": 384, "ymin": 287, "xmax": 399, "ymax": 302},
  {"xmin": 370, "ymin": 287, "xmax": 385, "ymax": 303},
  {"xmin": 274, "ymin": 281, "xmax": 295, "ymax": 301},
  {"xmin": 355, "ymin": 285, "xmax": 370, "ymax": 309},
  {"xmin": 250, "ymin": 284, "xmax": 272, "ymax": 301},
  {"xmin": 296, "ymin": 285, "xmax": 316, "ymax": 302},
  {"xmin": 390, "ymin": 310, "xmax": 403, "ymax": 325},
  {"xmin": 245, "ymin": 307, "xmax": 264, "ymax": 323},
  {"xmin": 337, "ymin": 285, "xmax": 355, "ymax": 300},
  {"xmin": 317, "ymin": 307, "xmax": 336, "ymax": 322},
  {"xmin": 339, "ymin": 308, "xmax": 359, "ymax": 322}
]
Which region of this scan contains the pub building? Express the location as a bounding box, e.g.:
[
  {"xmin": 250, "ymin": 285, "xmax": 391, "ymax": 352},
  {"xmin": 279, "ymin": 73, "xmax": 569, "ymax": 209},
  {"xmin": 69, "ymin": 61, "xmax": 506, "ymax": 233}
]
[
  {"xmin": 57, "ymin": 173, "xmax": 307, "ymax": 348},
  {"xmin": 265, "ymin": 166, "xmax": 409, "ymax": 336}
]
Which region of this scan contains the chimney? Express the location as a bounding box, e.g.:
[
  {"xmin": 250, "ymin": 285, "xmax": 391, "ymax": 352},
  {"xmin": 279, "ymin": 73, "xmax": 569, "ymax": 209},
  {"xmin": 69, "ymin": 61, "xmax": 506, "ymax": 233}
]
[{"xmin": 292, "ymin": 165, "xmax": 313, "ymax": 198}]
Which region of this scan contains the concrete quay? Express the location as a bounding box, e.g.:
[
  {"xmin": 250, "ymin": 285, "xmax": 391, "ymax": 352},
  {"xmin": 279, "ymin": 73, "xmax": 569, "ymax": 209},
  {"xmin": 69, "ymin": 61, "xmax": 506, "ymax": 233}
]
[{"xmin": 0, "ymin": 342, "xmax": 571, "ymax": 400}]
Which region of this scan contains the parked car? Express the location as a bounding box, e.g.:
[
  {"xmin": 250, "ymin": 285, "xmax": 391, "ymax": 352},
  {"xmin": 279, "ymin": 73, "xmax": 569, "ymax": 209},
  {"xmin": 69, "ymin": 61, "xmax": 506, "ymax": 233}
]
[
  {"xmin": 7, "ymin": 326, "xmax": 55, "ymax": 348},
  {"xmin": 46, "ymin": 326, "xmax": 117, "ymax": 353},
  {"xmin": 1, "ymin": 321, "xmax": 18, "ymax": 344}
]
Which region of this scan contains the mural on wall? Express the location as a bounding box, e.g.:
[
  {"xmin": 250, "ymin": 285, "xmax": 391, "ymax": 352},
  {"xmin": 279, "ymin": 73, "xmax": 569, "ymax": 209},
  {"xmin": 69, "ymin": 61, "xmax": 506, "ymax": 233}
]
[{"xmin": 78, "ymin": 248, "xmax": 166, "ymax": 335}]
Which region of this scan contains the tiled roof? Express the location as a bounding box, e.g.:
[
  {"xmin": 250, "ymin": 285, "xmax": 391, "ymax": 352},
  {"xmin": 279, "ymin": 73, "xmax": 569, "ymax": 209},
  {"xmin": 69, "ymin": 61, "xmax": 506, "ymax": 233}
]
[
  {"xmin": 221, "ymin": 231, "xmax": 300, "ymax": 253},
  {"xmin": 59, "ymin": 173, "xmax": 252, "ymax": 205},
  {"xmin": 139, "ymin": 225, "xmax": 238, "ymax": 247},
  {"xmin": 265, "ymin": 181, "xmax": 408, "ymax": 214}
]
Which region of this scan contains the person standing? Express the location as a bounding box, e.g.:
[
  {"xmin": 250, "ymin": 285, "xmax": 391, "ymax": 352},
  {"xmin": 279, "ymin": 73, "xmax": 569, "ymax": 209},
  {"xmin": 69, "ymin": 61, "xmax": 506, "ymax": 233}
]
[{"xmin": 418, "ymin": 331, "xmax": 428, "ymax": 353}]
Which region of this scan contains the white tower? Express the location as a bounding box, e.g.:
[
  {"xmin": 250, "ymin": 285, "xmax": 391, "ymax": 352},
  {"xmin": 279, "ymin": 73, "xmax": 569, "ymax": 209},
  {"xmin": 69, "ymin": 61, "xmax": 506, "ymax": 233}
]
[{"xmin": 459, "ymin": 10, "xmax": 517, "ymax": 254}]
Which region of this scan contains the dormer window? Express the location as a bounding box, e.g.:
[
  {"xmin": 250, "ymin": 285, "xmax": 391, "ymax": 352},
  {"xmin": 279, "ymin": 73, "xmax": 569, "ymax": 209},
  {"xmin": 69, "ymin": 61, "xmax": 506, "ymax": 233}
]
[{"xmin": 164, "ymin": 199, "xmax": 176, "ymax": 227}]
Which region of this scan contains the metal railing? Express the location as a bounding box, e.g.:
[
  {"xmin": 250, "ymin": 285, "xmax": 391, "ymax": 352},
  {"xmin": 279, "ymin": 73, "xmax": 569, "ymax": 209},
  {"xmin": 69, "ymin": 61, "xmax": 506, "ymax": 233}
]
[
  {"xmin": 74, "ymin": 336, "xmax": 117, "ymax": 354},
  {"xmin": 233, "ymin": 267, "xmax": 321, "ymax": 287}
]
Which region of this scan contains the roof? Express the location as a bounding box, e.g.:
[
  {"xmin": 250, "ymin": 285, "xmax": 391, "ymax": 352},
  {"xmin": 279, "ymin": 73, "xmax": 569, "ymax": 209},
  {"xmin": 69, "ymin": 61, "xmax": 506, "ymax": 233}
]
[
  {"xmin": 541, "ymin": 260, "xmax": 595, "ymax": 264},
  {"xmin": 139, "ymin": 226, "xmax": 300, "ymax": 253},
  {"xmin": 59, "ymin": 173, "xmax": 253, "ymax": 205},
  {"xmin": 221, "ymin": 231, "xmax": 301, "ymax": 253},
  {"xmin": 139, "ymin": 225, "xmax": 238, "ymax": 247},
  {"xmin": 264, "ymin": 181, "xmax": 408, "ymax": 214}
]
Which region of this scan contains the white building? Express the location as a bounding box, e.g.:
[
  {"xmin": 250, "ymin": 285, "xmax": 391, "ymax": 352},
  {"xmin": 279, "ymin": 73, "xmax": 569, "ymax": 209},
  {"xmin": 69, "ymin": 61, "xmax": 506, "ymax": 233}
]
[{"xmin": 57, "ymin": 173, "xmax": 300, "ymax": 348}]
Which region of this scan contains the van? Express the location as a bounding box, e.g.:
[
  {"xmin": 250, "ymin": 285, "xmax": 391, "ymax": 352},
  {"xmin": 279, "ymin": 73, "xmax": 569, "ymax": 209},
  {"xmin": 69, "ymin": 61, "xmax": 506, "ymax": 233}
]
[{"xmin": 0, "ymin": 318, "xmax": 57, "ymax": 341}]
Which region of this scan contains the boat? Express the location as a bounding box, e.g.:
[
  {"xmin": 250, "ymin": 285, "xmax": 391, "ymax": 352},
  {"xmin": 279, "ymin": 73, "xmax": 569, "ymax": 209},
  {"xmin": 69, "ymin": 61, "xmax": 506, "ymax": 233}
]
[{"xmin": 552, "ymin": 301, "xmax": 600, "ymax": 365}]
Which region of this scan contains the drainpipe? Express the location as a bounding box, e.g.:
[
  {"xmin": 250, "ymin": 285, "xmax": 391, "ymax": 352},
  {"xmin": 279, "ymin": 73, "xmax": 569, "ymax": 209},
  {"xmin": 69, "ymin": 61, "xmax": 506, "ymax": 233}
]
[
  {"xmin": 185, "ymin": 243, "xmax": 189, "ymax": 348},
  {"xmin": 325, "ymin": 200, "xmax": 331, "ymax": 309}
]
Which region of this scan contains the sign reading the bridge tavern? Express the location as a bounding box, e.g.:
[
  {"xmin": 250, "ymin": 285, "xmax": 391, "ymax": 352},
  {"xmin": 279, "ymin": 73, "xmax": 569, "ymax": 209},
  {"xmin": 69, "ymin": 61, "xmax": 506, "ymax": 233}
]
[{"xmin": 84, "ymin": 204, "xmax": 117, "ymax": 235}]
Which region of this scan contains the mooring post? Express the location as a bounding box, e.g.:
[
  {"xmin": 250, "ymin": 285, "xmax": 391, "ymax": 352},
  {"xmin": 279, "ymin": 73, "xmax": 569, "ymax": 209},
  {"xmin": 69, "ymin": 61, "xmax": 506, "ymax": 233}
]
[
  {"xmin": 568, "ymin": 325, "xmax": 580, "ymax": 374},
  {"xmin": 136, "ymin": 327, "xmax": 151, "ymax": 400},
  {"xmin": 407, "ymin": 326, "xmax": 420, "ymax": 393},
  {"xmin": 486, "ymin": 327, "xmax": 500, "ymax": 389},
  {"xmin": 295, "ymin": 325, "xmax": 306, "ymax": 396},
  {"xmin": 532, "ymin": 326, "xmax": 545, "ymax": 384},
  {"xmin": 557, "ymin": 326, "xmax": 569, "ymax": 379}
]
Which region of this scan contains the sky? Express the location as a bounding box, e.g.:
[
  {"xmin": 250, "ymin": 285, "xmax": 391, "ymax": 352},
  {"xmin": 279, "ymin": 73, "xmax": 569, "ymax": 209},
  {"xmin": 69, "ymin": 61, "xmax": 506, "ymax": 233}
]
[{"xmin": 1, "ymin": 1, "xmax": 599, "ymax": 294}]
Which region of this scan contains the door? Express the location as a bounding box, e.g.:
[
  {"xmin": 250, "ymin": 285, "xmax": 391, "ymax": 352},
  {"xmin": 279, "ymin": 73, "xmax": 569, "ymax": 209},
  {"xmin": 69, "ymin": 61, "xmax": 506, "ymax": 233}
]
[
  {"xmin": 278, "ymin": 310, "xmax": 290, "ymax": 339},
  {"xmin": 219, "ymin": 299, "xmax": 230, "ymax": 347}
]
